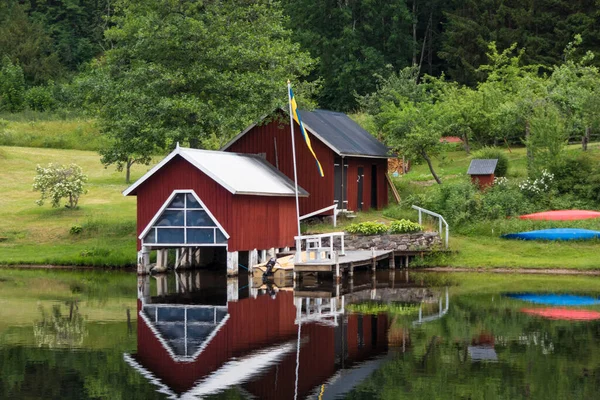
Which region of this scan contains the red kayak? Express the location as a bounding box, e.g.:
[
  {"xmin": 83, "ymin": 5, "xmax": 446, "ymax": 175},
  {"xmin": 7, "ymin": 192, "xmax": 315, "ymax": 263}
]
[
  {"xmin": 522, "ymin": 307, "xmax": 600, "ymax": 321},
  {"xmin": 519, "ymin": 210, "xmax": 600, "ymax": 221}
]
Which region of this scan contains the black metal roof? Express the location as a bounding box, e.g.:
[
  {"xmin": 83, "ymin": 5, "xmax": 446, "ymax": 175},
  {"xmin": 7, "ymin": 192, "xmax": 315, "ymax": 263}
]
[
  {"xmin": 467, "ymin": 159, "xmax": 498, "ymax": 175},
  {"xmin": 299, "ymin": 109, "xmax": 390, "ymax": 158}
]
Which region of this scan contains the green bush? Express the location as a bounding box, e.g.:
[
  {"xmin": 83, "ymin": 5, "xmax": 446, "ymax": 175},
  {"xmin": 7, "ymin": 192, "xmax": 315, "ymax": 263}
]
[
  {"xmin": 389, "ymin": 219, "xmax": 422, "ymax": 234},
  {"xmin": 547, "ymin": 151, "xmax": 599, "ymax": 201},
  {"xmin": 24, "ymin": 84, "xmax": 56, "ymax": 112},
  {"xmin": 0, "ymin": 59, "xmax": 25, "ymax": 112},
  {"xmin": 346, "ymin": 221, "xmax": 388, "ymax": 235},
  {"xmin": 69, "ymin": 225, "xmax": 82, "ymax": 235},
  {"xmin": 473, "ymin": 147, "xmax": 509, "ymax": 177}
]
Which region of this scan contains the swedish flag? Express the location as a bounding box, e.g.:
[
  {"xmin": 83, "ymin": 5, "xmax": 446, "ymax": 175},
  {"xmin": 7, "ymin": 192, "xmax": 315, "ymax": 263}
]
[{"xmin": 289, "ymin": 87, "xmax": 325, "ymax": 177}]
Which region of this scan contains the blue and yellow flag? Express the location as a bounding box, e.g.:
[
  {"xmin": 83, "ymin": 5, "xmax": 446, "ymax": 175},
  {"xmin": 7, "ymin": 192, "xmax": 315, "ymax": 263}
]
[{"xmin": 289, "ymin": 87, "xmax": 325, "ymax": 177}]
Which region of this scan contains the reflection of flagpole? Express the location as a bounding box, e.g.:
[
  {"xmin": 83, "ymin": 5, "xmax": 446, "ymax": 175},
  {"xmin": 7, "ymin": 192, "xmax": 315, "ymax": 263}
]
[
  {"xmin": 294, "ymin": 319, "xmax": 301, "ymax": 400},
  {"xmin": 287, "ymin": 80, "xmax": 302, "ymax": 237}
]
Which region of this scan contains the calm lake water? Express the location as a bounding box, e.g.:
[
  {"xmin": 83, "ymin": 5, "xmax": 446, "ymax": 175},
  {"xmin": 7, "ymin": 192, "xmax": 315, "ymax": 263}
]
[{"xmin": 1, "ymin": 268, "xmax": 600, "ymax": 399}]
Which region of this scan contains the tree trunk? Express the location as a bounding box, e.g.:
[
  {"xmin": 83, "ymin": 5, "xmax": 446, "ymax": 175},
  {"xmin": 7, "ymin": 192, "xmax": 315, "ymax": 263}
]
[
  {"xmin": 462, "ymin": 133, "xmax": 470, "ymax": 155},
  {"xmin": 525, "ymin": 119, "xmax": 533, "ymax": 166},
  {"xmin": 421, "ymin": 150, "xmax": 442, "ymax": 184},
  {"xmin": 126, "ymin": 159, "xmax": 133, "ymax": 184},
  {"xmin": 582, "ymin": 126, "xmax": 590, "ymax": 151},
  {"xmin": 412, "ymin": 0, "xmax": 417, "ymax": 66}
]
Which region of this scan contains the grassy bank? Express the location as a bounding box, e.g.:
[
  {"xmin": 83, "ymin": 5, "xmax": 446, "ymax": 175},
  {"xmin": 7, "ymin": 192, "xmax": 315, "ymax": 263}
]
[
  {"xmin": 0, "ymin": 114, "xmax": 105, "ymax": 151},
  {"xmin": 0, "ymin": 146, "xmax": 149, "ymax": 266}
]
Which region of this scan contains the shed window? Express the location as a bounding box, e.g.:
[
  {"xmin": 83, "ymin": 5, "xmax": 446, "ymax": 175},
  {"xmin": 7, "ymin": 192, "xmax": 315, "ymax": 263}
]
[{"xmin": 142, "ymin": 190, "xmax": 228, "ymax": 246}]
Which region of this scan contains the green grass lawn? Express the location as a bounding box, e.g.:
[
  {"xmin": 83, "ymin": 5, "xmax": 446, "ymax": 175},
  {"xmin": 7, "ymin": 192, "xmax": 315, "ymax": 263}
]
[
  {"xmin": 0, "ymin": 115, "xmax": 106, "ymax": 151},
  {"xmin": 0, "ymin": 146, "xmax": 150, "ymax": 266}
]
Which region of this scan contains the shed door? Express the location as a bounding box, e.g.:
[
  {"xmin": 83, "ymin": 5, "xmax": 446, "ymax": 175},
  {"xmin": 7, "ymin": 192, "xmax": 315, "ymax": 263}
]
[
  {"xmin": 357, "ymin": 166, "xmax": 364, "ymax": 211},
  {"xmin": 334, "ymin": 158, "xmax": 348, "ymax": 209}
]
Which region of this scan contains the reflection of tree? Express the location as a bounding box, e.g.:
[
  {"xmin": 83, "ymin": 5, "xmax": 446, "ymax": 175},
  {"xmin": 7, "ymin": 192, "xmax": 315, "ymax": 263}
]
[
  {"xmin": 346, "ymin": 293, "xmax": 600, "ymax": 399},
  {"xmin": 34, "ymin": 300, "xmax": 87, "ymax": 348}
]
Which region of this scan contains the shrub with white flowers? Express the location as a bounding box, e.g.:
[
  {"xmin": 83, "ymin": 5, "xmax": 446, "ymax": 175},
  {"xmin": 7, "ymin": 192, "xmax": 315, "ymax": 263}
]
[
  {"xmin": 33, "ymin": 163, "xmax": 88, "ymax": 208},
  {"xmin": 518, "ymin": 169, "xmax": 554, "ymax": 197},
  {"xmin": 493, "ymin": 176, "xmax": 509, "ymax": 187}
]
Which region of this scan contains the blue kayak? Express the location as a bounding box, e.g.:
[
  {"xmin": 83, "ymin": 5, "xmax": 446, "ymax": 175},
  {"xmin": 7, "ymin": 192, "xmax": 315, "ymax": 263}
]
[
  {"xmin": 506, "ymin": 293, "xmax": 600, "ymax": 306},
  {"xmin": 502, "ymin": 228, "xmax": 600, "ymax": 241}
]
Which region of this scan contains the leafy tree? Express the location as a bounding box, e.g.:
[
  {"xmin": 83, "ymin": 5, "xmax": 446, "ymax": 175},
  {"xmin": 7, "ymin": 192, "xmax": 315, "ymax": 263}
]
[
  {"xmin": 84, "ymin": 0, "xmax": 315, "ymax": 182},
  {"xmin": 282, "ymin": 0, "xmax": 413, "ymax": 111},
  {"xmin": 526, "ymin": 101, "xmax": 568, "ymax": 175},
  {"xmin": 360, "ymin": 67, "xmax": 444, "ymax": 183},
  {"xmin": 33, "ymin": 163, "xmax": 88, "ymax": 208},
  {"xmin": 0, "ymin": 58, "xmax": 26, "ymax": 112},
  {"xmin": 0, "ymin": 1, "xmax": 62, "ymax": 85}
]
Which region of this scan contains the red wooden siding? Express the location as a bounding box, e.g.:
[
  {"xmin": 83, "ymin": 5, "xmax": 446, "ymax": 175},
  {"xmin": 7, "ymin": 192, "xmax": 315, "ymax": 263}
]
[
  {"xmin": 135, "ymin": 156, "xmax": 297, "ymax": 252},
  {"xmin": 470, "ymin": 174, "xmax": 495, "ymax": 189},
  {"xmin": 226, "ymin": 119, "xmax": 388, "ymax": 214},
  {"xmin": 227, "ymin": 118, "xmax": 335, "ymax": 215},
  {"xmin": 135, "ymin": 293, "xmax": 389, "ymax": 399},
  {"xmin": 136, "ymin": 291, "xmax": 298, "ymax": 395}
]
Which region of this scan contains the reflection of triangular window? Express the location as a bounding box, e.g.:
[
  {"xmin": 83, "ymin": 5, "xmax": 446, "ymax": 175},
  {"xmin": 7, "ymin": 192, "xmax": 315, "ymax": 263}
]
[
  {"xmin": 142, "ymin": 305, "xmax": 229, "ymax": 360},
  {"xmin": 141, "ymin": 191, "xmax": 228, "ymax": 246}
]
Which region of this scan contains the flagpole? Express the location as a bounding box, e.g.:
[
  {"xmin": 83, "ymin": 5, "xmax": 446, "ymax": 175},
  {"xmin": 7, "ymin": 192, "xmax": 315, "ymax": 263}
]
[{"xmin": 287, "ymin": 81, "xmax": 302, "ymax": 238}]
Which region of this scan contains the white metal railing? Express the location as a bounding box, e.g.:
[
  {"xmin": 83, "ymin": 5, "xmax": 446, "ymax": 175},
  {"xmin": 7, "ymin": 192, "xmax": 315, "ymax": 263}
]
[
  {"xmin": 294, "ymin": 296, "xmax": 345, "ymax": 327},
  {"xmin": 294, "ymin": 232, "xmax": 345, "ymax": 263},
  {"xmin": 413, "ymin": 287, "xmax": 449, "ymax": 325},
  {"xmin": 412, "ymin": 205, "xmax": 449, "ymax": 249},
  {"xmin": 299, "ymin": 203, "xmax": 339, "ymax": 227}
]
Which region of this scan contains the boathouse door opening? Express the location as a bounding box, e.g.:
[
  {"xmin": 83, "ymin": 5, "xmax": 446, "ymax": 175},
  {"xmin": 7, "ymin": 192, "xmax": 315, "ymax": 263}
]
[
  {"xmin": 139, "ymin": 190, "xmax": 229, "ymax": 248},
  {"xmin": 357, "ymin": 166, "xmax": 364, "ymax": 211},
  {"xmin": 334, "ymin": 158, "xmax": 348, "ymax": 210}
]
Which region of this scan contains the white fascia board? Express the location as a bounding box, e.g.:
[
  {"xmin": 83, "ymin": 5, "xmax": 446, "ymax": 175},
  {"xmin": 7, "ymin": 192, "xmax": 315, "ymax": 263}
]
[
  {"xmin": 122, "ymin": 148, "xmax": 181, "ymax": 196},
  {"xmin": 138, "ymin": 189, "xmax": 230, "ymax": 240}
]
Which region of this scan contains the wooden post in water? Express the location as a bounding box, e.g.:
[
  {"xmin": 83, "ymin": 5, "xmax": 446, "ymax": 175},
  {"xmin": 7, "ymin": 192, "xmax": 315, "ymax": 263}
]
[{"xmin": 371, "ymin": 247, "xmax": 377, "ymax": 272}]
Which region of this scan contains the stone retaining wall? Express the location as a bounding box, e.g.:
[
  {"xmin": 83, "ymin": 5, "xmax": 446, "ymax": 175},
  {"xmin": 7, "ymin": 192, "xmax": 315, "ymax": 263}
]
[{"xmin": 324, "ymin": 232, "xmax": 441, "ymax": 252}]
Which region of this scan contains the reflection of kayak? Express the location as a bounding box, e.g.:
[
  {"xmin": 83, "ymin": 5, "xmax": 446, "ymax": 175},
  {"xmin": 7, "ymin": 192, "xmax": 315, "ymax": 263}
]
[
  {"xmin": 522, "ymin": 307, "xmax": 600, "ymax": 321},
  {"xmin": 502, "ymin": 228, "xmax": 600, "ymax": 241},
  {"xmin": 519, "ymin": 210, "xmax": 600, "ymax": 220},
  {"xmin": 506, "ymin": 293, "xmax": 600, "ymax": 306}
]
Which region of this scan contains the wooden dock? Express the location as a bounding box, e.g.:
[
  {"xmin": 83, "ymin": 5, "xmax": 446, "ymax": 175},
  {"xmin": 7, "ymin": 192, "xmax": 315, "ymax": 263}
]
[{"xmin": 294, "ymin": 249, "xmax": 430, "ymax": 278}]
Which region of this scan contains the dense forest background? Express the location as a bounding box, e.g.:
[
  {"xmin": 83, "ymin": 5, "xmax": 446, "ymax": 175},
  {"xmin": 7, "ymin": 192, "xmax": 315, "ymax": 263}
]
[
  {"xmin": 2, "ymin": 0, "xmax": 600, "ymax": 184},
  {"xmin": 2, "ymin": 0, "xmax": 600, "ymax": 110}
]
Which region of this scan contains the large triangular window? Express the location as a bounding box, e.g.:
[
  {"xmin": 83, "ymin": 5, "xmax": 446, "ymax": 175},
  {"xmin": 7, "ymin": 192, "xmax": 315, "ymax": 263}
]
[{"xmin": 141, "ymin": 191, "xmax": 229, "ymax": 246}]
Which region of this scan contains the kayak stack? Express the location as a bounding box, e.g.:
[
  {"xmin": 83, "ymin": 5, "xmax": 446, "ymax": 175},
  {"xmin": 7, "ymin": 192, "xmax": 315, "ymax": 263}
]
[{"xmin": 502, "ymin": 210, "xmax": 600, "ymax": 241}]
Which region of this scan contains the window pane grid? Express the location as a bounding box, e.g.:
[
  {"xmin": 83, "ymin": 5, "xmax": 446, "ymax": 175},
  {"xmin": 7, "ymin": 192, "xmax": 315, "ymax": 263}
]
[{"xmin": 142, "ymin": 192, "xmax": 227, "ymax": 245}]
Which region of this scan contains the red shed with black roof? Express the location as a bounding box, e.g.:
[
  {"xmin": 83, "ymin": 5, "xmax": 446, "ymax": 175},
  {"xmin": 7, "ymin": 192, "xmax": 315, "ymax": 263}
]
[{"xmin": 222, "ymin": 109, "xmax": 391, "ymax": 215}]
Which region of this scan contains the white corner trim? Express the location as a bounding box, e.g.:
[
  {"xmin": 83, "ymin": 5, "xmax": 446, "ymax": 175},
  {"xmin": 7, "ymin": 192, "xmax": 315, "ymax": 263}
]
[
  {"xmin": 123, "ymin": 148, "xmax": 181, "ymax": 196},
  {"xmin": 138, "ymin": 190, "xmax": 230, "ymax": 241}
]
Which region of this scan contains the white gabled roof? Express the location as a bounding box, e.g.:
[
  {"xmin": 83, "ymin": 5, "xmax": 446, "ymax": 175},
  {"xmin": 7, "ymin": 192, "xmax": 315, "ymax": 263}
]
[{"xmin": 123, "ymin": 145, "xmax": 308, "ymax": 197}]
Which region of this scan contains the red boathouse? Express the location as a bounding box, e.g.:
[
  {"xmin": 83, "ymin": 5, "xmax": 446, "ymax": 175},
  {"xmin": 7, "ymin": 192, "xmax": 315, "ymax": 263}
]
[
  {"xmin": 222, "ymin": 109, "xmax": 391, "ymax": 215},
  {"xmin": 123, "ymin": 145, "xmax": 308, "ymax": 275}
]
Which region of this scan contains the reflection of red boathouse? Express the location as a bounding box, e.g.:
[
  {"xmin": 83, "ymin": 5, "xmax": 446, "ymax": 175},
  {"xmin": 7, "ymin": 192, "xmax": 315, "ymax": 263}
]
[{"xmin": 126, "ymin": 278, "xmax": 389, "ymax": 399}]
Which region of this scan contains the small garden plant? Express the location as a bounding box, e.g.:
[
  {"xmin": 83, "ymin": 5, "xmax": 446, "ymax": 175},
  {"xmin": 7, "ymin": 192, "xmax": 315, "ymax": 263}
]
[
  {"xmin": 390, "ymin": 219, "xmax": 423, "ymax": 234},
  {"xmin": 346, "ymin": 220, "xmax": 422, "ymax": 235},
  {"xmin": 346, "ymin": 221, "xmax": 388, "ymax": 235}
]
